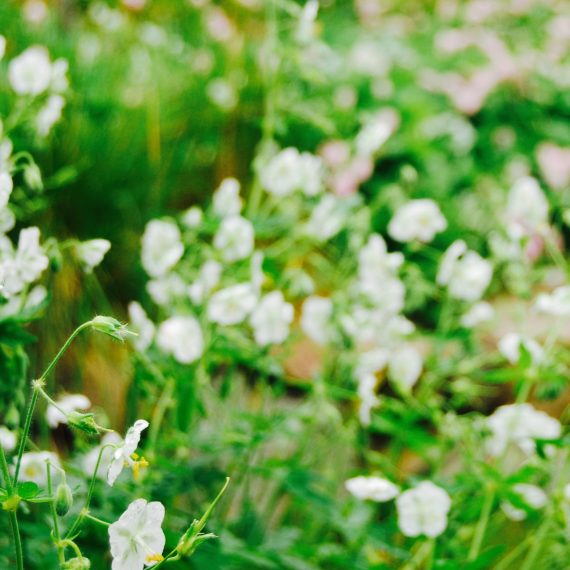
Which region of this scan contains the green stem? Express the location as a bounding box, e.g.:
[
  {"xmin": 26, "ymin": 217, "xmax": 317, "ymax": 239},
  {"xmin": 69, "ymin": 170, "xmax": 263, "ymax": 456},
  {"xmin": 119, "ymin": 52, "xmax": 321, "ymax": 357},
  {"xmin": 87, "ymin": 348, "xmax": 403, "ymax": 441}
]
[
  {"xmin": 1, "ymin": 445, "xmax": 23, "ymax": 570},
  {"xmin": 468, "ymin": 486, "xmax": 495, "ymax": 561},
  {"xmin": 46, "ymin": 462, "xmax": 65, "ymax": 567},
  {"xmin": 83, "ymin": 512, "xmax": 110, "ymax": 527}
]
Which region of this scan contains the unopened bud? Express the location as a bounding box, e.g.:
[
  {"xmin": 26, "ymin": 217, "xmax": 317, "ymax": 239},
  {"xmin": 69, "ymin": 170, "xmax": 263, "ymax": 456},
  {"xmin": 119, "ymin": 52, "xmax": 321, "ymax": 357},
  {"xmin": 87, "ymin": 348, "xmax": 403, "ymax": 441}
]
[
  {"xmin": 23, "ymin": 163, "xmax": 43, "ymax": 192},
  {"xmin": 63, "ymin": 557, "xmax": 91, "ymax": 569},
  {"xmin": 55, "ymin": 482, "xmax": 74, "ymax": 516},
  {"xmin": 67, "ymin": 412, "xmax": 101, "ymax": 436},
  {"xmin": 90, "ymin": 316, "xmax": 135, "ymax": 342}
]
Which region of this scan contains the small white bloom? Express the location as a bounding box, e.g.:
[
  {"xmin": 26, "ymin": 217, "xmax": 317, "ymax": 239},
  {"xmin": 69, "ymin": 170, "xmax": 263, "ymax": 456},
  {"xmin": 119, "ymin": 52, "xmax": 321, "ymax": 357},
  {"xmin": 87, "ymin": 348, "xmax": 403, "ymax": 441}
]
[
  {"xmin": 128, "ymin": 302, "xmax": 155, "ymax": 352},
  {"xmin": 438, "ymin": 241, "xmax": 492, "ymax": 302},
  {"xmin": 181, "ymin": 206, "xmax": 203, "ymax": 228},
  {"xmin": 498, "ymin": 333, "xmax": 543, "ymax": 365},
  {"xmin": 345, "ymin": 476, "xmax": 399, "ymax": 502},
  {"xmin": 355, "ymin": 348, "xmax": 389, "ymax": 378},
  {"xmin": 388, "ymin": 347, "xmax": 423, "ymax": 391},
  {"xmin": 107, "ymin": 420, "xmax": 149, "ymax": 486},
  {"xmin": 505, "ymin": 177, "xmax": 549, "ymax": 239},
  {"xmin": 396, "ymin": 481, "xmax": 451, "ymax": 538},
  {"xmin": 207, "ymin": 283, "xmax": 257, "ymax": 325},
  {"xmin": 109, "ymin": 499, "xmax": 166, "ymax": 570},
  {"xmin": 156, "ymin": 315, "xmax": 203, "ymax": 364},
  {"xmin": 460, "ymin": 301, "xmax": 494, "ymax": 328},
  {"xmin": 250, "ymin": 251, "xmax": 264, "ymax": 293},
  {"xmin": 388, "ymin": 199, "xmax": 447, "ymax": 243},
  {"xmin": 300, "ymin": 296, "xmax": 333, "ymax": 345},
  {"xmin": 535, "ymin": 286, "xmax": 570, "ymax": 317},
  {"xmin": 0, "ymin": 426, "xmax": 17, "ymax": 452},
  {"xmin": 36, "ymin": 94, "xmax": 66, "ymax": 137},
  {"xmin": 486, "ymin": 403, "xmax": 561, "ymax": 457},
  {"xmin": 76, "ymin": 239, "xmax": 111, "ymax": 273},
  {"xmin": 141, "ymin": 220, "xmax": 184, "ymax": 278},
  {"xmin": 0, "ymin": 172, "xmax": 13, "ymax": 208},
  {"xmin": 0, "ymin": 36, "xmax": 5, "ymax": 61},
  {"xmin": 305, "ymin": 195, "xmax": 346, "ymax": 241},
  {"xmin": 188, "ymin": 260, "xmax": 223, "ymax": 304},
  {"xmin": 9, "ymin": 46, "xmax": 52, "ymax": 96},
  {"xmin": 213, "ymin": 215, "xmax": 254, "ymax": 262},
  {"xmin": 146, "ymin": 273, "xmax": 186, "ymax": 307},
  {"xmin": 46, "ymin": 394, "xmax": 91, "ymax": 428},
  {"xmin": 19, "ymin": 451, "xmax": 60, "ymax": 486},
  {"xmin": 355, "ymin": 115, "xmax": 395, "ymax": 156},
  {"xmin": 250, "ymin": 291, "xmax": 294, "ymax": 346},
  {"xmin": 502, "ymin": 484, "xmax": 548, "ymax": 521},
  {"xmin": 357, "ymin": 373, "xmax": 379, "ymax": 426},
  {"xmin": 213, "ymin": 177, "xmax": 242, "ymax": 217}
]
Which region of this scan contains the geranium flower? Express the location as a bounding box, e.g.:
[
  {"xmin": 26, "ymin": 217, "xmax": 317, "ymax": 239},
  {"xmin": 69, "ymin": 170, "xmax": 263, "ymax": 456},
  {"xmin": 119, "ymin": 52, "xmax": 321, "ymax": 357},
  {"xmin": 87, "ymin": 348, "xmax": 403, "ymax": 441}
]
[{"xmin": 107, "ymin": 420, "xmax": 150, "ymax": 486}]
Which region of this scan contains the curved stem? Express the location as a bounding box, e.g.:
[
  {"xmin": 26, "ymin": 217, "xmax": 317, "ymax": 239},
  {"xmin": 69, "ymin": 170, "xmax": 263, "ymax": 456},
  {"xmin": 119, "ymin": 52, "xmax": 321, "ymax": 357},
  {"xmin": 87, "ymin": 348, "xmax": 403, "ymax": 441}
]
[{"xmin": 468, "ymin": 486, "xmax": 495, "ymax": 561}]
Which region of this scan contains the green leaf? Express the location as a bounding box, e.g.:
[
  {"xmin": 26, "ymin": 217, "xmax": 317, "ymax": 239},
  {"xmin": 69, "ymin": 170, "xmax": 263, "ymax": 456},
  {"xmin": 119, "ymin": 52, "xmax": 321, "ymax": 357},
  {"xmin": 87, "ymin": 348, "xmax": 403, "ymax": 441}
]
[{"xmin": 17, "ymin": 481, "xmax": 40, "ymax": 500}]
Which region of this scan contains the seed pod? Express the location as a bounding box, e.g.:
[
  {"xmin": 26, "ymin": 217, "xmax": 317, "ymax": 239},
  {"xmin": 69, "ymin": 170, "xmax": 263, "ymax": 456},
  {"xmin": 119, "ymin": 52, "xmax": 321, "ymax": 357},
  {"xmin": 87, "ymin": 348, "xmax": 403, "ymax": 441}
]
[{"xmin": 55, "ymin": 482, "xmax": 73, "ymax": 517}]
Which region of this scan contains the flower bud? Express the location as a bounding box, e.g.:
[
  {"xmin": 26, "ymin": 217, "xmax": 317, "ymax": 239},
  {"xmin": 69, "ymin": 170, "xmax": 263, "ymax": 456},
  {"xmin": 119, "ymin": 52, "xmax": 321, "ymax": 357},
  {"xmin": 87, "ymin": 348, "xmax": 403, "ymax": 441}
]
[
  {"xmin": 90, "ymin": 316, "xmax": 135, "ymax": 342},
  {"xmin": 55, "ymin": 482, "xmax": 73, "ymax": 516},
  {"xmin": 23, "ymin": 162, "xmax": 43, "ymax": 192},
  {"xmin": 67, "ymin": 412, "xmax": 101, "ymax": 436},
  {"xmin": 63, "ymin": 557, "xmax": 91, "ymax": 569}
]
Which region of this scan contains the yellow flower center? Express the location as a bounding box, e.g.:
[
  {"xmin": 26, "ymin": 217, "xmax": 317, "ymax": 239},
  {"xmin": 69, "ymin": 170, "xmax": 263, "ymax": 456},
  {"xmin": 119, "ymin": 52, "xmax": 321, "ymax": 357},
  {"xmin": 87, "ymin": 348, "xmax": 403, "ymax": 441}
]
[
  {"xmin": 130, "ymin": 453, "xmax": 149, "ymax": 480},
  {"xmin": 146, "ymin": 553, "xmax": 164, "ymax": 563}
]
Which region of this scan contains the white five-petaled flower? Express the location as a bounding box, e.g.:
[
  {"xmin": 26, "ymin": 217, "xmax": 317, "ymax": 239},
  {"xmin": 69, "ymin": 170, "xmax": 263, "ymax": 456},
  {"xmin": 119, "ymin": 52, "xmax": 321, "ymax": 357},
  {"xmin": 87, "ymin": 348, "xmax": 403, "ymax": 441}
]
[
  {"xmin": 8, "ymin": 46, "xmax": 53, "ymax": 96},
  {"xmin": 128, "ymin": 302, "xmax": 156, "ymax": 352},
  {"xmin": 107, "ymin": 420, "xmax": 150, "ymax": 486},
  {"xmin": 76, "ymin": 239, "xmax": 111, "ymax": 273},
  {"xmin": 396, "ymin": 481, "xmax": 451, "ymax": 538},
  {"xmin": 213, "ymin": 215, "xmax": 254, "ymax": 262},
  {"xmin": 388, "ymin": 199, "xmax": 447, "ymax": 244},
  {"xmin": 249, "ymin": 291, "xmax": 294, "ymax": 346},
  {"xmin": 46, "ymin": 393, "xmax": 91, "ymax": 428},
  {"xmin": 141, "ymin": 220, "xmax": 184, "ymax": 278},
  {"xmin": 460, "ymin": 301, "xmax": 494, "ymax": 328},
  {"xmin": 388, "ymin": 347, "xmax": 423, "ymax": 392},
  {"xmin": 535, "ymin": 285, "xmax": 570, "ymax": 317},
  {"xmin": 156, "ymin": 315, "xmax": 204, "ymax": 364},
  {"xmin": 300, "ymin": 296, "xmax": 334, "ymax": 345},
  {"xmin": 213, "ymin": 177, "xmax": 242, "ymax": 217},
  {"xmin": 0, "ymin": 426, "xmax": 17, "ymax": 452},
  {"xmin": 207, "ymin": 283, "xmax": 257, "ymax": 325},
  {"xmin": 109, "ymin": 499, "xmax": 166, "ymax": 570},
  {"xmin": 18, "ymin": 451, "xmax": 61, "ymax": 486},
  {"xmin": 305, "ymin": 195, "xmax": 347, "ymax": 241},
  {"xmin": 345, "ymin": 476, "xmax": 399, "ymax": 502}
]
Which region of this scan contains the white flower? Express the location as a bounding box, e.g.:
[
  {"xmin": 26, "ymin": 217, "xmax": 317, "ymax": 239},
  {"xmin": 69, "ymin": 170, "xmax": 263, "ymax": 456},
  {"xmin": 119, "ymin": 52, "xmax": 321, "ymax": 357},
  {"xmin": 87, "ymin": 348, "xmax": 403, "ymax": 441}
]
[
  {"xmin": 357, "ymin": 373, "xmax": 379, "ymax": 426},
  {"xmin": 109, "ymin": 499, "xmax": 166, "ymax": 570},
  {"xmin": 250, "ymin": 251, "xmax": 264, "ymax": 293},
  {"xmin": 50, "ymin": 59, "xmax": 69, "ymax": 93},
  {"xmin": 0, "ymin": 426, "xmax": 17, "ymax": 452},
  {"xmin": 207, "ymin": 283, "xmax": 257, "ymax": 325},
  {"xmin": 305, "ymin": 195, "xmax": 346, "ymax": 241},
  {"xmin": 250, "ymin": 291, "xmax": 294, "ymax": 346},
  {"xmin": 36, "ymin": 94, "xmax": 65, "ymax": 137},
  {"xmin": 128, "ymin": 302, "xmax": 155, "ymax": 352},
  {"xmin": 260, "ymin": 148, "xmax": 323, "ymax": 197},
  {"xmin": 213, "ymin": 216, "xmax": 254, "ymax": 262},
  {"xmin": 460, "ymin": 301, "xmax": 494, "ymax": 328},
  {"xmin": 19, "ymin": 451, "xmax": 60, "ymax": 486},
  {"xmin": 358, "ymin": 234, "xmax": 404, "ymax": 282},
  {"xmin": 76, "ymin": 239, "xmax": 111, "ymax": 273},
  {"xmin": 107, "ymin": 420, "xmax": 149, "ymax": 486},
  {"xmin": 438, "ymin": 241, "xmax": 492, "ymax": 302},
  {"xmin": 355, "ymin": 115, "xmax": 395, "ymax": 156},
  {"xmin": 486, "ymin": 403, "xmax": 561, "ymax": 457},
  {"xmin": 505, "ymin": 177, "xmax": 549, "ymax": 239},
  {"xmin": 388, "ymin": 347, "xmax": 423, "ymax": 392},
  {"xmin": 146, "ymin": 273, "xmax": 186, "ymax": 307},
  {"xmin": 388, "ymin": 199, "xmax": 447, "ymax": 243},
  {"xmin": 156, "ymin": 316, "xmax": 203, "ymax": 364},
  {"xmin": 141, "ymin": 220, "xmax": 184, "ymax": 278},
  {"xmin": 82, "ymin": 432, "xmax": 122, "ymax": 480},
  {"xmin": 0, "ymin": 172, "xmax": 13, "ymax": 208},
  {"xmin": 502, "ymin": 484, "xmax": 548, "ymax": 521},
  {"xmin": 8, "ymin": 46, "xmax": 52, "ymax": 96},
  {"xmin": 213, "ymin": 177, "xmax": 242, "ymax": 217},
  {"xmin": 46, "ymin": 394, "xmax": 91, "ymax": 428},
  {"xmin": 188, "ymin": 260, "xmax": 223, "ymax": 304},
  {"xmin": 345, "ymin": 476, "xmax": 399, "ymax": 502},
  {"xmin": 300, "ymin": 296, "xmax": 333, "ymax": 345},
  {"xmin": 181, "ymin": 206, "xmax": 203, "ymax": 228},
  {"xmin": 355, "ymin": 348, "xmax": 389, "ymax": 378},
  {"xmin": 0, "ymin": 36, "xmax": 5, "ymax": 61},
  {"xmin": 535, "ymin": 286, "xmax": 570, "ymax": 317},
  {"xmin": 498, "ymin": 333, "xmax": 543, "ymax": 365},
  {"xmin": 396, "ymin": 481, "xmax": 451, "ymax": 538}
]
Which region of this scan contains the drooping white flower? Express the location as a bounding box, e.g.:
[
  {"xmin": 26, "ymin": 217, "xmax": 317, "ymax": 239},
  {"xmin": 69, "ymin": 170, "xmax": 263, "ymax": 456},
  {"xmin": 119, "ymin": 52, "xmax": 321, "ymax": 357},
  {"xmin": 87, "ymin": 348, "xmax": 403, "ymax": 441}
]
[
  {"xmin": 498, "ymin": 333, "xmax": 543, "ymax": 365},
  {"xmin": 300, "ymin": 296, "xmax": 333, "ymax": 345},
  {"xmin": 213, "ymin": 177, "xmax": 242, "ymax": 217},
  {"xmin": 502, "ymin": 484, "xmax": 548, "ymax": 521},
  {"xmin": 8, "ymin": 46, "xmax": 52, "ymax": 96},
  {"xmin": 505, "ymin": 177, "xmax": 549, "ymax": 239},
  {"xmin": 128, "ymin": 302, "xmax": 155, "ymax": 352},
  {"xmin": 18, "ymin": 451, "xmax": 61, "ymax": 486},
  {"xmin": 141, "ymin": 220, "xmax": 184, "ymax": 278},
  {"xmin": 109, "ymin": 499, "xmax": 166, "ymax": 570},
  {"xmin": 345, "ymin": 476, "xmax": 399, "ymax": 502},
  {"xmin": 305, "ymin": 195, "xmax": 346, "ymax": 241},
  {"xmin": 0, "ymin": 426, "xmax": 17, "ymax": 452},
  {"xmin": 207, "ymin": 283, "xmax": 257, "ymax": 325},
  {"xmin": 396, "ymin": 481, "xmax": 451, "ymax": 538},
  {"xmin": 260, "ymin": 147, "xmax": 323, "ymax": 197},
  {"xmin": 486, "ymin": 403, "xmax": 561, "ymax": 457},
  {"xmin": 388, "ymin": 347, "xmax": 423, "ymax": 392},
  {"xmin": 107, "ymin": 420, "xmax": 149, "ymax": 486},
  {"xmin": 535, "ymin": 285, "xmax": 570, "ymax": 317},
  {"xmin": 437, "ymin": 241, "xmax": 492, "ymax": 302},
  {"xmin": 213, "ymin": 215, "xmax": 254, "ymax": 262},
  {"xmin": 76, "ymin": 239, "xmax": 111, "ymax": 273},
  {"xmin": 460, "ymin": 301, "xmax": 494, "ymax": 328},
  {"xmin": 0, "ymin": 172, "xmax": 13, "ymax": 208},
  {"xmin": 156, "ymin": 316, "xmax": 203, "ymax": 364},
  {"xmin": 250, "ymin": 291, "xmax": 294, "ymax": 346},
  {"xmin": 388, "ymin": 199, "xmax": 447, "ymax": 243},
  {"xmin": 36, "ymin": 94, "xmax": 66, "ymax": 137},
  {"xmin": 46, "ymin": 394, "xmax": 91, "ymax": 428}
]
